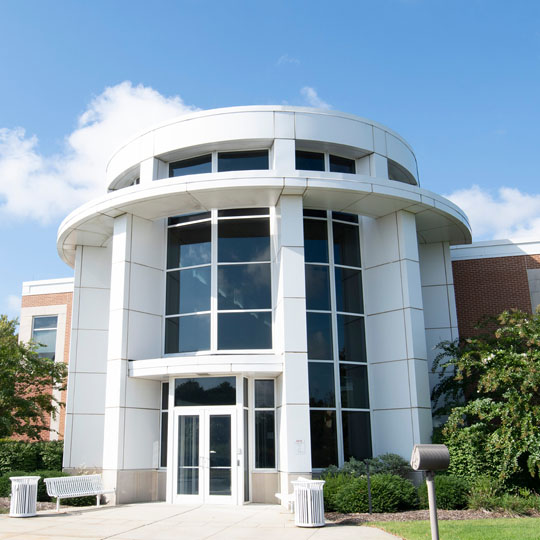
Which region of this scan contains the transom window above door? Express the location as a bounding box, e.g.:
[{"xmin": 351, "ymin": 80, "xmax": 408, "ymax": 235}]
[{"xmin": 165, "ymin": 209, "xmax": 273, "ymax": 354}]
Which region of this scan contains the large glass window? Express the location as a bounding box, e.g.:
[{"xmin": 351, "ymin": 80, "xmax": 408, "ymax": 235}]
[
  {"xmin": 254, "ymin": 380, "xmax": 275, "ymax": 469},
  {"xmin": 296, "ymin": 149, "xmax": 356, "ymax": 174},
  {"xmin": 32, "ymin": 316, "xmax": 58, "ymax": 360},
  {"xmin": 174, "ymin": 377, "xmax": 236, "ymax": 406},
  {"xmin": 304, "ymin": 211, "xmax": 371, "ymax": 468},
  {"xmin": 170, "ymin": 154, "xmax": 212, "ymax": 177},
  {"xmin": 218, "ymin": 150, "xmax": 269, "ymax": 172},
  {"xmin": 165, "ymin": 209, "xmax": 272, "ymax": 354}
]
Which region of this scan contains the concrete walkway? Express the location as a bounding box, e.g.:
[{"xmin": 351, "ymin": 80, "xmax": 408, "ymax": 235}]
[{"xmin": 0, "ymin": 503, "xmax": 398, "ymax": 540}]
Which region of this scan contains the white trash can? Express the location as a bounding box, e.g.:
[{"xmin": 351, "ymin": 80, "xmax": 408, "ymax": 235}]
[
  {"xmin": 9, "ymin": 476, "xmax": 40, "ymax": 517},
  {"xmin": 291, "ymin": 478, "xmax": 325, "ymax": 527}
]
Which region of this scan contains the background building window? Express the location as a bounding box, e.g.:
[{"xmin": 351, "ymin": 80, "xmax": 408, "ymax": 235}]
[
  {"xmin": 31, "ymin": 316, "xmax": 58, "ymax": 360},
  {"xmin": 304, "ymin": 210, "xmax": 371, "ymax": 468},
  {"xmin": 254, "ymin": 379, "xmax": 275, "ymax": 469},
  {"xmin": 165, "ymin": 209, "xmax": 272, "ymax": 354}
]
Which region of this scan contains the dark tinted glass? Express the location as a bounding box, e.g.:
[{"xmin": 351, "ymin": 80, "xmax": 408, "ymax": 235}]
[
  {"xmin": 160, "ymin": 411, "xmax": 168, "ymax": 467},
  {"xmin": 303, "ymin": 219, "xmax": 328, "ymax": 263},
  {"xmin": 218, "ymin": 208, "xmax": 269, "ymax": 217},
  {"xmin": 308, "ymin": 362, "xmax": 335, "ymax": 407},
  {"xmin": 244, "ymin": 408, "xmax": 249, "ymax": 501},
  {"xmin": 342, "ymin": 411, "xmax": 372, "ymax": 461},
  {"xmin": 218, "ymin": 218, "xmax": 270, "ymax": 262},
  {"xmin": 303, "ymin": 209, "xmax": 326, "ymax": 218},
  {"xmin": 243, "ymin": 378, "xmax": 249, "ymax": 408},
  {"xmin": 167, "ymin": 222, "xmax": 211, "ymax": 269},
  {"xmin": 170, "ymin": 154, "xmax": 211, "ymax": 177},
  {"xmin": 218, "ymin": 264, "xmax": 271, "ymax": 310},
  {"xmin": 177, "ymin": 415, "xmax": 199, "ymax": 494},
  {"xmin": 310, "ymin": 410, "xmax": 338, "ymax": 468},
  {"xmin": 305, "ymin": 265, "xmax": 331, "ymax": 311},
  {"xmin": 333, "ymin": 222, "xmax": 361, "ymax": 267},
  {"xmin": 332, "ymin": 212, "xmax": 358, "ymax": 223},
  {"xmin": 209, "ymin": 415, "xmax": 231, "ymax": 467},
  {"xmin": 210, "ymin": 468, "xmax": 231, "ymax": 495},
  {"xmin": 255, "ymin": 411, "xmax": 275, "ymax": 468},
  {"xmin": 166, "ymin": 267, "xmax": 211, "ymax": 315},
  {"xmin": 340, "ymin": 364, "xmax": 369, "ymax": 409},
  {"xmin": 218, "ymin": 150, "xmax": 269, "ymax": 172},
  {"xmin": 33, "ymin": 316, "xmax": 57, "ymax": 330},
  {"xmin": 337, "ymin": 315, "xmax": 366, "ymax": 362},
  {"xmin": 164, "ymin": 314, "xmax": 210, "ymax": 354},
  {"xmin": 218, "ymin": 312, "xmax": 272, "ymax": 350},
  {"xmin": 329, "ymin": 155, "xmax": 356, "ymax": 174},
  {"xmin": 307, "ymin": 312, "xmax": 333, "ymax": 360},
  {"xmin": 175, "ymin": 377, "xmax": 236, "ymax": 406},
  {"xmin": 255, "ymin": 380, "xmax": 274, "ymax": 408},
  {"xmin": 168, "ymin": 212, "xmax": 211, "ymax": 226},
  {"xmin": 161, "ymin": 383, "xmax": 169, "ymax": 410},
  {"xmin": 296, "ymin": 150, "xmax": 324, "ymax": 171},
  {"xmin": 335, "ymin": 268, "xmax": 363, "ymax": 314}
]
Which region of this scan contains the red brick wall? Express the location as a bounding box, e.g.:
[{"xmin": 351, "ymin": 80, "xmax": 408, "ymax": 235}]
[
  {"xmin": 452, "ymin": 255, "xmax": 540, "ymax": 338},
  {"xmin": 21, "ymin": 292, "xmax": 73, "ymax": 439}
]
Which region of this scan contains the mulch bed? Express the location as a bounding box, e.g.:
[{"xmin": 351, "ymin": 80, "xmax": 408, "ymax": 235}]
[
  {"xmin": 0, "ymin": 497, "xmax": 59, "ymax": 511},
  {"xmin": 325, "ymin": 509, "xmax": 540, "ymax": 524}
]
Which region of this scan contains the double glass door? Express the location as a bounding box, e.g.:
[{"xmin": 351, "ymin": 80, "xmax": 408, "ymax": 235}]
[{"xmin": 173, "ymin": 407, "xmax": 236, "ymax": 503}]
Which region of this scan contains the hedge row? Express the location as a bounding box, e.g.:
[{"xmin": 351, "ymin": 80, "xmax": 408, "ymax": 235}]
[{"xmin": 0, "ymin": 440, "xmax": 63, "ymax": 474}]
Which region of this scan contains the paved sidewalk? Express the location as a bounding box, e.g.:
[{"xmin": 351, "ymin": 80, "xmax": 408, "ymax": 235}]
[{"xmin": 0, "ymin": 503, "xmax": 397, "ymax": 540}]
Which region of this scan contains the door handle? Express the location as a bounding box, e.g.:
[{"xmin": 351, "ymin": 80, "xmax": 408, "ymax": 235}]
[{"xmin": 209, "ymin": 450, "xmax": 216, "ymax": 454}]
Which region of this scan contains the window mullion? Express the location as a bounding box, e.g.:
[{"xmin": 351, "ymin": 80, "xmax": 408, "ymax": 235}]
[
  {"xmin": 327, "ymin": 212, "xmax": 344, "ymax": 468},
  {"xmin": 211, "ymin": 209, "xmax": 218, "ymax": 352}
]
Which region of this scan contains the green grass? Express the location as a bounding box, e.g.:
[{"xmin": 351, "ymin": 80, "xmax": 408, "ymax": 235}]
[{"xmin": 370, "ymin": 518, "xmax": 540, "ymax": 540}]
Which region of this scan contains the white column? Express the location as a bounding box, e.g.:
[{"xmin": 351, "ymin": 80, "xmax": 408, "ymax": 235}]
[
  {"xmin": 275, "ymin": 195, "xmax": 312, "ymax": 503},
  {"xmin": 102, "ymin": 214, "xmax": 165, "ymax": 503},
  {"xmin": 362, "ymin": 210, "xmax": 431, "ymax": 459},
  {"xmin": 64, "ymin": 245, "xmax": 111, "ymax": 470},
  {"xmin": 419, "ymin": 241, "xmax": 458, "ymax": 420}
]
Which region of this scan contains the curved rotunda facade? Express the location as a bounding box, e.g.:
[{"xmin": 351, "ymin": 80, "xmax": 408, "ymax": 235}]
[{"xmin": 58, "ymin": 106, "xmax": 470, "ymax": 504}]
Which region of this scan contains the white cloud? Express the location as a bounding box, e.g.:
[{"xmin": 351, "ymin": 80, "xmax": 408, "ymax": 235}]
[
  {"xmin": 0, "ymin": 81, "xmax": 197, "ymax": 223},
  {"xmin": 300, "ymin": 87, "xmax": 332, "ymax": 110},
  {"xmin": 5, "ymin": 294, "xmax": 21, "ymax": 319},
  {"xmin": 446, "ymin": 185, "xmax": 540, "ymax": 241},
  {"xmin": 277, "ymin": 53, "xmax": 300, "ymax": 66}
]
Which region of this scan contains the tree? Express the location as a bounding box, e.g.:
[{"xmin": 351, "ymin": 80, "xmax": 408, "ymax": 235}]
[
  {"xmin": 432, "ymin": 309, "xmax": 540, "ymax": 488},
  {"xmin": 0, "ymin": 315, "xmax": 67, "ymax": 440}
]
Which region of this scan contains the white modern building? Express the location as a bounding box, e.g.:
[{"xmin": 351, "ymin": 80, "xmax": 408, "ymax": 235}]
[{"xmin": 55, "ymin": 106, "xmax": 471, "ymax": 505}]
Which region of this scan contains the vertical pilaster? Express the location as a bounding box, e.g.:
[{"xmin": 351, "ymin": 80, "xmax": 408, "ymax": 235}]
[
  {"xmin": 275, "ymin": 195, "xmax": 312, "ymax": 504},
  {"xmin": 363, "ymin": 210, "xmax": 431, "ymax": 459}
]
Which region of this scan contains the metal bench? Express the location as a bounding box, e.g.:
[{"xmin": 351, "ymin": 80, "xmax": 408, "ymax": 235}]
[{"xmin": 44, "ymin": 474, "xmax": 114, "ymax": 511}]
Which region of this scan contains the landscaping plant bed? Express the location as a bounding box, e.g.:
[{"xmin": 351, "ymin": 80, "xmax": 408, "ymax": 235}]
[{"xmin": 325, "ymin": 508, "xmax": 540, "ymax": 524}]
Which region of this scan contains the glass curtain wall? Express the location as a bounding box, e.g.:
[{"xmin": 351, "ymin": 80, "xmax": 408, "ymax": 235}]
[
  {"xmin": 304, "ymin": 210, "xmax": 371, "ymax": 469},
  {"xmin": 165, "ymin": 209, "xmax": 272, "ymax": 354}
]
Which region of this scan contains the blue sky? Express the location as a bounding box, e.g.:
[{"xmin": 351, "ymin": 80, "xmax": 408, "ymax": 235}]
[{"xmin": 1, "ymin": 0, "xmax": 540, "ymax": 317}]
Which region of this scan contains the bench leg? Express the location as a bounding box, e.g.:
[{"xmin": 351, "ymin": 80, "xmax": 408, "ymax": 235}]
[
  {"xmin": 56, "ymin": 498, "xmax": 60, "ymax": 512},
  {"xmin": 97, "ymin": 495, "xmax": 100, "ymax": 507}
]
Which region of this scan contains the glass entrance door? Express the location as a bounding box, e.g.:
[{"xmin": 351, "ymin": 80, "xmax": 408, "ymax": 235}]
[{"xmin": 173, "ymin": 408, "xmax": 236, "ymax": 503}]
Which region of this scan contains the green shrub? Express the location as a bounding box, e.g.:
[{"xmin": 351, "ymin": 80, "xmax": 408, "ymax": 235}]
[
  {"xmin": 0, "ymin": 440, "xmax": 39, "ymax": 474},
  {"xmin": 333, "ymin": 473, "xmax": 418, "ymax": 513},
  {"xmin": 36, "ymin": 441, "xmax": 63, "ymax": 471},
  {"xmin": 0, "ymin": 440, "xmax": 63, "ymax": 474},
  {"xmin": 322, "ymin": 473, "xmax": 350, "ymax": 511},
  {"xmin": 417, "ymin": 475, "xmax": 470, "ymax": 510},
  {"xmin": 467, "ymin": 476, "xmax": 503, "ymax": 510},
  {"xmin": 322, "ymin": 454, "xmax": 413, "ymax": 479}
]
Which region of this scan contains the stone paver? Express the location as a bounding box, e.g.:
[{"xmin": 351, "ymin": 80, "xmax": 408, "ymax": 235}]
[{"xmin": 0, "ymin": 503, "xmax": 398, "ymax": 540}]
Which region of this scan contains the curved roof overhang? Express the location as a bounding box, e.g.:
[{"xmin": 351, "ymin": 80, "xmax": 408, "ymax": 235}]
[{"xmin": 57, "ymin": 172, "xmax": 471, "ymax": 267}]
